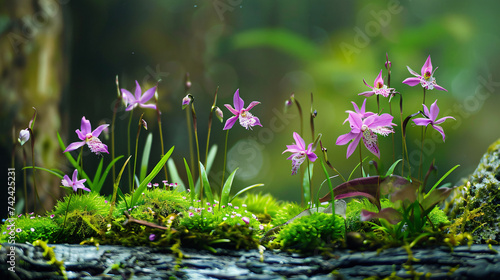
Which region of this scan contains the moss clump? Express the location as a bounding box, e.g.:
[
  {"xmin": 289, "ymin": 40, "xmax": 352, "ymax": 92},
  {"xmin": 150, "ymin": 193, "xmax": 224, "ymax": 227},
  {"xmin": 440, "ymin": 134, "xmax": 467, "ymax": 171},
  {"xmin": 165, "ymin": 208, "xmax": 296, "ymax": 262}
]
[
  {"xmin": 272, "ymin": 202, "xmax": 305, "ymax": 226},
  {"xmin": 345, "ymin": 198, "xmax": 395, "ymax": 233},
  {"xmin": 0, "ymin": 214, "xmax": 59, "ymax": 243},
  {"xmin": 271, "ymin": 213, "xmax": 345, "ymax": 252},
  {"xmin": 448, "ymin": 138, "xmax": 500, "ymax": 243},
  {"xmin": 232, "ymin": 192, "xmax": 283, "ymax": 223}
]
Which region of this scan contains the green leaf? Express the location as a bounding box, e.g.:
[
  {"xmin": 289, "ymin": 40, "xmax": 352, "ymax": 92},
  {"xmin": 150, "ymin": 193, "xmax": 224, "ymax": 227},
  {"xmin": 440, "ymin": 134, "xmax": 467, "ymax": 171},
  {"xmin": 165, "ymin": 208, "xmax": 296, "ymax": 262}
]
[
  {"xmin": 167, "ymin": 159, "xmax": 186, "ymax": 192},
  {"xmin": 130, "ymin": 146, "xmax": 174, "ymax": 208},
  {"xmin": 385, "ymin": 159, "xmax": 402, "ymax": 177},
  {"xmin": 108, "ymin": 155, "xmax": 131, "ymax": 219},
  {"xmin": 199, "ymin": 162, "xmax": 214, "ymax": 205},
  {"xmin": 230, "ymin": 184, "xmax": 264, "ymax": 202},
  {"xmin": 93, "ymin": 158, "xmax": 104, "ymax": 186},
  {"xmin": 139, "ymin": 133, "xmax": 153, "ymax": 182},
  {"xmin": 426, "ymin": 164, "xmax": 460, "ymax": 196},
  {"xmin": 57, "ymin": 132, "xmax": 93, "ymax": 189},
  {"xmin": 302, "ymin": 163, "xmax": 314, "ymax": 204},
  {"xmin": 205, "ymin": 144, "xmax": 218, "ymax": 174},
  {"xmin": 94, "ymin": 155, "xmax": 124, "ymax": 194},
  {"xmin": 23, "ymin": 166, "xmax": 64, "ymax": 179},
  {"xmin": 320, "ymin": 160, "xmax": 335, "ymax": 205},
  {"xmin": 184, "ymin": 158, "xmax": 196, "ymax": 204},
  {"xmin": 220, "ymin": 168, "xmax": 238, "ymax": 207}
]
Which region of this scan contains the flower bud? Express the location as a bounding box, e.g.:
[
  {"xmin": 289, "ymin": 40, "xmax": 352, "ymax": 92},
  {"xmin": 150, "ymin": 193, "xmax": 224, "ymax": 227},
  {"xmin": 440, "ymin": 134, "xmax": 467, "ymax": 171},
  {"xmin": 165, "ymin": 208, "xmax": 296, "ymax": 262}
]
[
  {"xmin": 141, "ymin": 119, "xmax": 148, "ymax": 130},
  {"xmin": 18, "ymin": 128, "xmax": 30, "ymax": 146},
  {"xmin": 385, "ymin": 53, "xmax": 391, "ymax": 70},
  {"xmin": 182, "ymin": 94, "xmax": 192, "ymax": 110},
  {"xmin": 215, "ymin": 106, "xmax": 223, "ymax": 123}
]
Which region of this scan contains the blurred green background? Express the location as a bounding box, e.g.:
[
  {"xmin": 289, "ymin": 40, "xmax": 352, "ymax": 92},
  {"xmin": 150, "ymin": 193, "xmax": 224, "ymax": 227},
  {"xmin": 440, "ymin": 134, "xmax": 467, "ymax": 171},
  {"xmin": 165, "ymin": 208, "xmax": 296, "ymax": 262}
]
[{"xmin": 2, "ymin": 0, "xmax": 500, "ymax": 211}]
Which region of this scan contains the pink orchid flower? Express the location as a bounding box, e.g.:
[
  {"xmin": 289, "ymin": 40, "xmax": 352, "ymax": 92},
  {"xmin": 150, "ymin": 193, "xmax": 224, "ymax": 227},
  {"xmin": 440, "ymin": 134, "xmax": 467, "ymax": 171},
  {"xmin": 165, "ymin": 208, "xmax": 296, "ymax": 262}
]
[
  {"xmin": 402, "ymin": 55, "xmax": 447, "ymax": 91},
  {"xmin": 359, "ymin": 70, "xmax": 394, "ymax": 98},
  {"xmin": 336, "ymin": 111, "xmax": 395, "ymax": 159},
  {"xmin": 282, "ymin": 132, "xmax": 318, "ymax": 175},
  {"xmin": 121, "ymin": 80, "xmax": 157, "ymax": 111},
  {"xmin": 344, "ymin": 98, "xmax": 376, "ymax": 124},
  {"xmin": 61, "ymin": 169, "xmax": 89, "ymax": 192},
  {"xmin": 413, "ymin": 100, "xmax": 455, "ymax": 141},
  {"xmin": 223, "ymin": 89, "xmax": 262, "ymax": 130},
  {"xmin": 64, "ymin": 116, "xmax": 109, "ymax": 155}
]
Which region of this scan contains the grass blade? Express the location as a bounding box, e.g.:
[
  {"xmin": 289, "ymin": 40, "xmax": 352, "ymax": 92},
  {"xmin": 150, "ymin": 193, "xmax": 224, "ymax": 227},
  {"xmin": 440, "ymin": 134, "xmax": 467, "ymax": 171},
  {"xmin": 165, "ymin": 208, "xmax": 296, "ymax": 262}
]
[
  {"xmin": 95, "ymin": 155, "xmax": 124, "ymax": 194},
  {"xmin": 199, "ymin": 162, "xmax": 214, "ymax": 205},
  {"xmin": 184, "ymin": 158, "xmax": 196, "ymax": 204},
  {"xmin": 167, "ymin": 159, "xmax": 186, "ymax": 192},
  {"xmin": 139, "ymin": 133, "xmax": 153, "ymax": 182},
  {"xmin": 220, "ymin": 168, "xmax": 238, "ymax": 207},
  {"xmin": 230, "ymin": 183, "xmax": 263, "ymax": 202},
  {"xmin": 23, "ymin": 166, "xmax": 64, "ymax": 179}
]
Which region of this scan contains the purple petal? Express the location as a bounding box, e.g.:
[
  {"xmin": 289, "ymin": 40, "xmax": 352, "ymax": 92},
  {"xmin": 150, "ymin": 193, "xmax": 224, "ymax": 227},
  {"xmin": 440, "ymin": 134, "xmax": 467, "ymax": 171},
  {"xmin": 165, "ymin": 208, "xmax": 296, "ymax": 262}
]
[
  {"xmin": 283, "ymin": 145, "xmax": 302, "ymax": 155},
  {"xmin": 125, "ymin": 103, "xmax": 136, "ymax": 111},
  {"xmin": 223, "ymin": 116, "xmax": 238, "ymax": 130},
  {"xmin": 139, "ymin": 103, "xmax": 157, "ymax": 110},
  {"xmin": 80, "ymin": 117, "xmax": 91, "ymax": 135},
  {"xmin": 433, "ymin": 83, "xmax": 448, "ymax": 92},
  {"xmin": 346, "ymin": 133, "xmax": 362, "ymax": 159},
  {"xmin": 429, "ymin": 100, "xmax": 439, "ymax": 121},
  {"xmin": 434, "ymin": 116, "xmax": 455, "ymax": 125},
  {"xmin": 374, "ymin": 69, "xmax": 384, "ymax": 88},
  {"xmin": 359, "ymin": 99, "xmax": 367, "ymax": 114},
  {"xmin": 413, "ymin": 118, "xmax": 432, "ymax": 127},
  {"xmin": 224, "ymin": 104, "xmax": 239, "ymax": 116},
  {"xmin": 92, "ymin": 124, "xmax": 109, "ymax": 138},
  {"xmin": 406, "ymin": 66, "xmax": 420, "ymax": 77},
  {"xmin": 251, "ymin": 116, "xmax": 262, "ymax": 128},
  {"xmin": 348, "ymin": 112, "xmax": 363, "ymax": 132},
  {"xmin": 336, "ymin": 132, "xmax": 357, "ymax": 146},
  {"xmin": 245, "ymin": 101, "xmax": 260, "ymax": 111},
  {"xmin": 432, "ymin": 125, "xmax": 447, "ymax": 142},
  {"xmin": 121, "ymin": 89, "xmax": 136, "ymax": 103},
  {"xmin": 422, "ymin": 103, "xmax": 430, "ymax": 118},
  {"xmin": 233, "ymin": 89, "xmax": 244, "ymax": 111},
  {"xmin": 140, "ymin": 86, "xmax": 156, "ymax": 103},
  {"xmin": 72, "ymin": 169, "xmax": 78, "ymax": 183},
  {"xmin": 61, "ymin": 175, "xmax": 71, "ymax": 187},
  {"xmin": 421, "ymin": 55, "xmax": 433, "ymax": 76},
  {"xmin": 134, "ymin": 80, "xmax": 142, "ymax": 100},
  {"xmin": 365, "ymin": 113, "xmax": 393, "ymax": 128},
  {"xmin": 64, "ymin": 141, "xmax": 86, "ymax": 153},
  {"xmin": 75, "ymin": 129, "xmax": 86, "ymax": 141},
  {"xmin": 363, "ymin": 130, "xmax": 380, "ymax": 158},
  {"xmin": 358, "ymin": 90, "xmax": 375, "ymax": 97},
  {"xmin": 306, "ymin": 144, "xmax": 318, "ymax": 162},
  {"xmin": 292, "ymin": 132, "xmax": 306, "ymax": 150},
  {"xmin": 402, "ymin": 77, "xmax": 421, "ymax": 86},
  {"xmin": 363, "ymin": 78, "xmax": 374, "ymax": 90}
]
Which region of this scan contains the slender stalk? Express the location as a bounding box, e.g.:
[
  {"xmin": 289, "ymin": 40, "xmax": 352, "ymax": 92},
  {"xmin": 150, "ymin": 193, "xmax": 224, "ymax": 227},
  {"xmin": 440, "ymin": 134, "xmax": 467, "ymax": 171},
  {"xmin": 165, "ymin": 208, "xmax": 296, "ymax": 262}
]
[
  {"xmin": 28, "ymin": 128, "xmax": 43, "ymax": 212},
  {"xmin": 220, "ymin": 129, "xmax": 229, "ymax": 207},
  {"xmin": 205, "ymin": 87, "xmax": 218, "ymax": 166},
  {"xmin": 310, "ymin": 92, "xmax": 315, "ymax": 142},
  {"xmin": 61, "ymin": 192, "xmax": 74, "ymax": 230},
  {"xmin": 186, "ymin": 106, "xmax": 195, "ymax": 180},
  {"xmin": 377, "ymin": 95, "xmax": 380, "ymax": 114},
  {"xmin": 419, "ymin": 127, "xmax": 428, "ymax": 181},
  {"xmin": 306, "ymin": 157, "xmax": 313, "ymax": 208},
  {"xmin": 319, "ymin": 140, "xmax": 345, "ymax": 182},
  {"xmin": 132, "ymin": 114, "xmax": 144, "ymax": 191},
  {"xmin": 127, "ymin": 111, "xmax": 133, "ymax": 192},
  {"xmin": 155, "ymin": 87, "xmax": 168, "ymax": 181},
  {"xmin": 22, "ymin": 147, "xmax": 28, "ymax": 214},
  {"xmin": 359, "ymin": 145, "xmax": 363, "ymax": 178},
  {"xmin": 294, "ymin": 98, "xmax": 304, "ymax": 137},
  {"xmin": 387, "ymin": 68, "xmax": 395, "ymax": 162},
  {"xmin": 191, "ymin": 104, "xmax": 203, "ymax": 207},
  {"xmin": 112, "ymin": 75, "xmax": 122, "ymax": 184}
]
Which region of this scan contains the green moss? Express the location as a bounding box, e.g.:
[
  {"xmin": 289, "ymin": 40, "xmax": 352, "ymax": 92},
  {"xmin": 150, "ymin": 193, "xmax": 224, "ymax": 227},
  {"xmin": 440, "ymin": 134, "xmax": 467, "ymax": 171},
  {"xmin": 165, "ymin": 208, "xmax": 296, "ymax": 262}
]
[
  {"xmin": 272, "ymin": 202, "xmax": 305, "ymax": 226},
  {"xmin": 0, "ymin": 215, "xmax": 59, "ymax": 243},
  {"xmin": 345, "ymin": 198, "xmax": 395, "ymax": 233},
  {"xmin": 232, "ymin": 192, "xmax": 282, "ymax": 222},
  {"xmin": 272, "ymin": 213, "xmax": 345, "ymax": 252}
]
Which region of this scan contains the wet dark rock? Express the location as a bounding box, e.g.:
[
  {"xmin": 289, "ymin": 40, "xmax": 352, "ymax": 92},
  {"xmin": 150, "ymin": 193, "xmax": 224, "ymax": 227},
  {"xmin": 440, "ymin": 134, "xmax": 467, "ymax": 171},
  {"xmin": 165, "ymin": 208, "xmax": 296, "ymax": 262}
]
[{"xmin": 2, "ymin": 243, "xmax": 500, "ymax": 279}]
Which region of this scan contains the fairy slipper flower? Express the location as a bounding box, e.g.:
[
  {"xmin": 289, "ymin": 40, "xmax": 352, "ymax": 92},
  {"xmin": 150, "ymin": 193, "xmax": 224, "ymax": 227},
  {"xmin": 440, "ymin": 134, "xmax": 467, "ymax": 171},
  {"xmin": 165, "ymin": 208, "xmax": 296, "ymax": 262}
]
[
  {"xmin": 121, "ymin": 80, "xmax": 157, "ymax": 111},
  {"xmin": 413, "ymin": 100, "xmax": 455, "ymax": 141},
  {"xmin": 402, "ymin": 55, "xmax": 447, "ymax": 91},
  {"xmin": 282, "ymin": 132, "xmax": 318, "ymax": 175},
  {"xmin": 61, "ymin": 169, "xmax": 89, "ymax": 193},
  {"xmin": 64, "ymin": 116, "xmax": 109, "ymax": 155},
  {"xmin": 223, "ymin": 89, "xmax": 262, "ymax": 130},
  {"xmin": 359, "ymin": 70, "xmax": 394, "ymax": 98},
  {"xmin": 336, "ymin": 112, "xmax": 395, "ymax": 159}
]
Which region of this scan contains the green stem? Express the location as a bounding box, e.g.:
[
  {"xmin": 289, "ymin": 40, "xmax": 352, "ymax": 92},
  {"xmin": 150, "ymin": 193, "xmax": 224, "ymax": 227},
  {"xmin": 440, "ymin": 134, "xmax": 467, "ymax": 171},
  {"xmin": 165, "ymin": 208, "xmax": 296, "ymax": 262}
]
[
  {"xmin": 377, "ymin": 95, "xmax": 380, "ymax": 114},
  {"xmin": 206, "ymin": 87, "xmax": 218, "ymax": 166},
  {"xmin": 22, "ymin": 147, "xmax": 28, "ymax": 214},
  {"xmin": 62, "ymin": 192, "xmax": 73, "ymax": 230},
  {"xmin": 157, "ymin": 106, "xmax": 168, "ymax": 182},
  {"xmin": 127, "ymin": 111, "xmax": 133, "ymax": 192},
  {"xmin": 186, "ymin": 107, "xmax": 195, "ymax": 181},
  {"xmin": 112, "ymin": 76, "xmax": 122, "ymax": 185},
  {"xmin": 306, "ymin": 157, "xmax": 313, "ymax": 208},
  {"xmin": 319, "ymin": 140, "xmax": 346, "ymax": 182},
  {"xmin": 29, "ymin": 128, "xmax": 43, "ymax": 212},
  {"xmin": 220, "ymin": 129, "xmax": 229, "ymax": 207},
  {"xmin": 191, "ymin": 104, "xmax": 203, "ymax": 207},
  {"xmin": 359, "ymin": 145, "xmax": 363, "ymax": 178},
  {"xmin": 132, "ymin": 114, "xmax": 144, "ymax": 192},
  {"xmin": 419, "ymin": 127, "xmax": 427, "ymax": 181}
]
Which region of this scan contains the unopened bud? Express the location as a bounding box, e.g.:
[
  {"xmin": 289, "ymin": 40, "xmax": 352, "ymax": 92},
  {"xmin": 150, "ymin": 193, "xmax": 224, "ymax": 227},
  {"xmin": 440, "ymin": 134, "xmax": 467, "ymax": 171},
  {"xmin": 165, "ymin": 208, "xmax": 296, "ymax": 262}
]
[
  {"xmin": 215, "ymin": 106, "xmax": 223, "ymax": 123},
  {"xmin": 385, "ymin": 53, "xmax": 391, "ymax": 70},
  {"xmin": 182, "ymin": 94, "xmax": 192, "ymax": 110},
  {"xmin": 18, "ymin": 128, "xmax": 30, "ymax": 146},
  {"xmin": 141, "ymin": 119, "xmax": 148, "ymax": 130}
]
